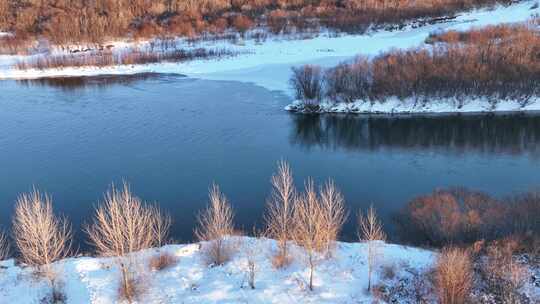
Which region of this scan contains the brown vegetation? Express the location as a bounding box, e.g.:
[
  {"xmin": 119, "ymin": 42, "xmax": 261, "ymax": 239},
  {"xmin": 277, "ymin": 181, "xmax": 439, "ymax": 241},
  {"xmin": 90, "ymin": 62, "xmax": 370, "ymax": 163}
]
[
  {"xmin": 195, "ymin": 184, "xmax": 236, "ymax": 266},
  {"xmin": 0, "ymin": 0, "xmax": 509, "ymax": 49},
  {"xmin": 477, "ymin": 237, "xmax": 531, "ymax": 303},
  {"xmin": 16, "ymin": 48, "xmax": 235, "ymax": 70},
  {"xmin": 434, "ymin": 247, "xmax": 473, "ymax": 304},
  {"xmin": 85, "ymin": 183, "xmax": 170, "ymax": 302},
  {"xmin": 396, "ymin": 187, "xmax": 540, "ymax": 248},
  {"xmin": 149, "ymin": 252, "xmax": 178, "ymax": 271},
  {"xmin": 264, "ymin": 160, "xmax": 296, "ymax": 269},
  {"xmin": 12, "ymin": 189, "xmax": 72, "ymax": 302},
  {"xmin": 292, "ymin": 22, "xmax": 540, "ymax": 107}
]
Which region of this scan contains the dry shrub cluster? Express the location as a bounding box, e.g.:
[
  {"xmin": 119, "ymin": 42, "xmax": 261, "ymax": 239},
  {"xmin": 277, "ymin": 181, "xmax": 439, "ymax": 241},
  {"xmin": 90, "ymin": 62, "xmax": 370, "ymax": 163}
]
[
  {"xmin": 149, "ymin": 252, "xmax": 178, "ymax": 271},
  {"xmin": 476, "ymin": 237, "xmax": 531, "ymax": 303},
  {"xmin": 12, "ymin": 189, "xmax": 72, "ymax": 303},
  {"xmin": 0, "ymin": 0, "xmax": 509, "ymax": 48},
  {"xmin": 435, "ymin": 247, "xmax": 473, "ymax": 304},
  {"xmin": 195, "ymin": 184, "xmax": 236, "ymax": 266},
  {"xmin": 264, "ymin": 160, "xmax": 296, "ymax": 268},
  {"xmin": 396, "ymin": 187, "xmax": 540, "ymax": 248},
  {"xmin": 16, "ymin": 48, "xmax": 235, "ymax": 70},
  {"xmin": 85, "ymin": 183, "xmax": 170, "ymax": 303},
  {"xmin": 291, "ymin": 179, "xmax": 347, "ymax": 291},
  {"xmin": 292, "ymin": 22, "xmax": 540, "ymax": 107}
]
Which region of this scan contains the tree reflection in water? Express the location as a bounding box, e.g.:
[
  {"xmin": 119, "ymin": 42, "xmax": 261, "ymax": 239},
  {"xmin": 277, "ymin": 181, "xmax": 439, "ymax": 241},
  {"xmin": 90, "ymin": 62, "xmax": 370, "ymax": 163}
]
[
  {"xmin": 289, "ymin": 113, "xmax": 540, "ymax": 156},
  {"xmin": 16, "ymin": 73, "xmax": 181, "ymax": 92}
]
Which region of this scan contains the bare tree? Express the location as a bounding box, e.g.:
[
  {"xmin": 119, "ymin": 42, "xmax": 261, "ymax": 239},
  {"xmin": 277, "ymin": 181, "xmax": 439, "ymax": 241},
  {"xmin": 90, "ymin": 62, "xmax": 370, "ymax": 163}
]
[
  {"xmin": 242, "ymin": 232, "xmax": 264, "ymax": 290},
  {"xmin": 319, "ymin": 180, "xmax": 347, "ymax": 257},
  {"xmin": 264, "ymin": 160, "xmax": 296, "ymax": 268},
  {"xmin": 151, "ymin": 206, "xmax": 171, "ymax": 248},
  {"xmin": 292, "ymin": 180, "xmax": 326, "ymax": 291},
  {"xmin": 290, "ymin": 65, "xmax": 323, "ymax": 102},
  {"xmin": 85, "ymin": 183, "xmax": 169, "ymax": 302},
  {"xmin": 0, "ymin": 229, "xmax": 9, "ymax": 260},
  {"xmin": 195, "ymin": 183, "xmax": 235, "ymax": 266},
  {"xmin": 12, "ymin": 188, "xmax": 72, "ymax": 301},
  {"xmin": 358, "ymin": 204, "xmax": 386, "ymax": 292}
]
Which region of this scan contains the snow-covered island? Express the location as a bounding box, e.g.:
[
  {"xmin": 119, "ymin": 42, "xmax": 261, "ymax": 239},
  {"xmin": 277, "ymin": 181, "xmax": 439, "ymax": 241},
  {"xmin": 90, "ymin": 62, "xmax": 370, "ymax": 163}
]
[{"xmin": 285, "ymin": 96, "xmax": 540, "ymax": 115}]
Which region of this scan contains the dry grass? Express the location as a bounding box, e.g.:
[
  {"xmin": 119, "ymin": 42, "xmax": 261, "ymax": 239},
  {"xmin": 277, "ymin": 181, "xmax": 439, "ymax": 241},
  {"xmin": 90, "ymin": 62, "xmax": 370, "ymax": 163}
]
[
  {"xmin": 149, "ymin": 252, "xmax": 178, "ymax": 271},
  {"xmin": 85, "ymin": 183, "xmax": 170, "ymax": 302},
  {"xmin": 16, "ymin": 48, "xmax": 235, "ymax": 70},
  {"xmin": 480, "ymin": 237, "xmax": 530, "ymax": 303},
  {"xmin": 195, "ymin": 184, "xmax": 236, "ymax": 266},
  {"xmin": 264, "ymin": 160, "xmax": 296, "ymax": 269},
  {"xmin": 434, "ymin": 247, "xmax": 473, "ymax": 304},
  {"xmin": 358, "ymin": 205, "xmax": 386, "ymax": 292}
]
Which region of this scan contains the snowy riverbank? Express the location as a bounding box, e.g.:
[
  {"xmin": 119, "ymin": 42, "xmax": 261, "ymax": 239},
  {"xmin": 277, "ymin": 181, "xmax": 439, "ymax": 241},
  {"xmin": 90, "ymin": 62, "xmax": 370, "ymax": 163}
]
[
  {"xmin": 285, "ymin": 97, "xmax": 540, "ymax": 115},
  {"xmin": 0, "ymin": 1, "xmax": 538, "ymax": 95},
  {"xmin": 0, "ymin": 237, "xmax": 436, "ymax": 303}
]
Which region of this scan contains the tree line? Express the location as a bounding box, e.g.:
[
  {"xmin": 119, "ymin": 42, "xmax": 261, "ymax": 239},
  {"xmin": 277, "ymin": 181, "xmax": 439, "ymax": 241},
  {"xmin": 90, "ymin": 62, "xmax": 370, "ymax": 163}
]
[
  {"xmin": 0, "ymin": 0, "xmax": 510, "ymax": 49},
  {"xmin": 290, "ymin": 21, "xmax": 540, "ymax": 109}
]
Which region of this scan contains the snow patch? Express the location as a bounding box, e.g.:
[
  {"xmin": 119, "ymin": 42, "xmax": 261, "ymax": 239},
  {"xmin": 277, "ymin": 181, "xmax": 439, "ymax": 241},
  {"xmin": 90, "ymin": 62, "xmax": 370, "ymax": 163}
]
[{"xmin": 286, "ymin": 96, "xmax": 540, "ymax": 114}]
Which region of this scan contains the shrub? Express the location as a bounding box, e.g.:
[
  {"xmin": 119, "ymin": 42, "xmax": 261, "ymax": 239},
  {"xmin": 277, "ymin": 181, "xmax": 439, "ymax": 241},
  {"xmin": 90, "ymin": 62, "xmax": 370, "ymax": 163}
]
[
  {"xmin": 292, "ymin": 180, "xmax": 327, "ymax": 291},
  {"xmin": 264, "ymin": 160, "xmax": 296, "ymax": 269},
  {"xmin": 292, "ymin": 178, "xmax": 346, "ymax": 291},
  {"xmin": 293, "ymin": 23, "xmax": 540, "ymax": 107},
  {"xmin": 149, "ymin": 252, "xmax": 177, "ymax": 271},
  {"xmin": 290, "ymin": 65, "xmax": 323, "ymax": 102},
  {"xmin": 195, "ymin": 184, "xmax": 236, "ymax": 266},
  {"xmin": 434, "ymin": 247, "xmax": 473, "ymax": 304},
  {"xmin": 396, "ymin": 187, "xmax": 540, "ymax": 247},
  {"xmin": 318, "ymin": 180, "xmax": 347, "ymax": 256},
  {"xmin": 12, "ymin": 188, "xmax": 72, "ymax": 303},
  {"xmin": 396, "ymin": 188, "xmax": 506, "ymax": 246},
  {"xmin": 0, "ymin": 0, "xmax": 512, "ymax": 47},
  {"xmin": 479, "ymin": 237, "xmax": 530, "ymax": 303},
  {"xmin": 85, "ymin": 183, "xmax": 170, "ymax": 302}
]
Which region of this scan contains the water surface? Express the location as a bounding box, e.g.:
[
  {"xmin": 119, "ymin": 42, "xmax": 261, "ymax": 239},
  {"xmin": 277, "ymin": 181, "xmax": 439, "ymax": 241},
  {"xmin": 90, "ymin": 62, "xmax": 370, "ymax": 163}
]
[{"xmin": 1, "ymin": 74, "xmax": 539, "ymax": 245}]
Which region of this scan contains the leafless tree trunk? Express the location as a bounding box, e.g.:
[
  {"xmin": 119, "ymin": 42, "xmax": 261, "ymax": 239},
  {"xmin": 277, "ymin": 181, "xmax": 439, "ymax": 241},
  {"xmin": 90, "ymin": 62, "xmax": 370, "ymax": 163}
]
[
  {"xmin": 264, "ymin": 160, "xmax": 296, "ymax": 268},
  {"xmin": 195, "ymin": 184, "xmax": 235, "ymax": 266},
  {"xmin": 358, "ymin": 204, "xmax": 386, "ymax": 292},
  {"xmin": 319, "ymin": 180, "xmax": 347, "ymax": 257},
  {"xmin": 0, "ymin": 229, "xmax": 9, "ymax": 260},
  {"xmin": 292, "ymin": 180, "xmax": 326, "ymax": 291},
  {"xmin": 85, "ymin": 183, "xmax": 170, "ymax": 302},
  {"xmin": 12, "ymin": 188, "xmax": 72, "ymax": 300}
]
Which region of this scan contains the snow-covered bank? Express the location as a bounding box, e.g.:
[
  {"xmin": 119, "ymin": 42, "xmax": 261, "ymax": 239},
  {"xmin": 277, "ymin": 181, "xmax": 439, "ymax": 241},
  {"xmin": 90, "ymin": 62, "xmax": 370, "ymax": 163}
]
[
  {"xmin": 0, "ymin": 1, "xmax": 538, "ymax": 94},
  {"xmin": 285, "ymin": 97, "xmax": 540, "ymax": 115},
  {"xmin": 0, "ymin": 237, "xmax": 435, "ymax": 303}
]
